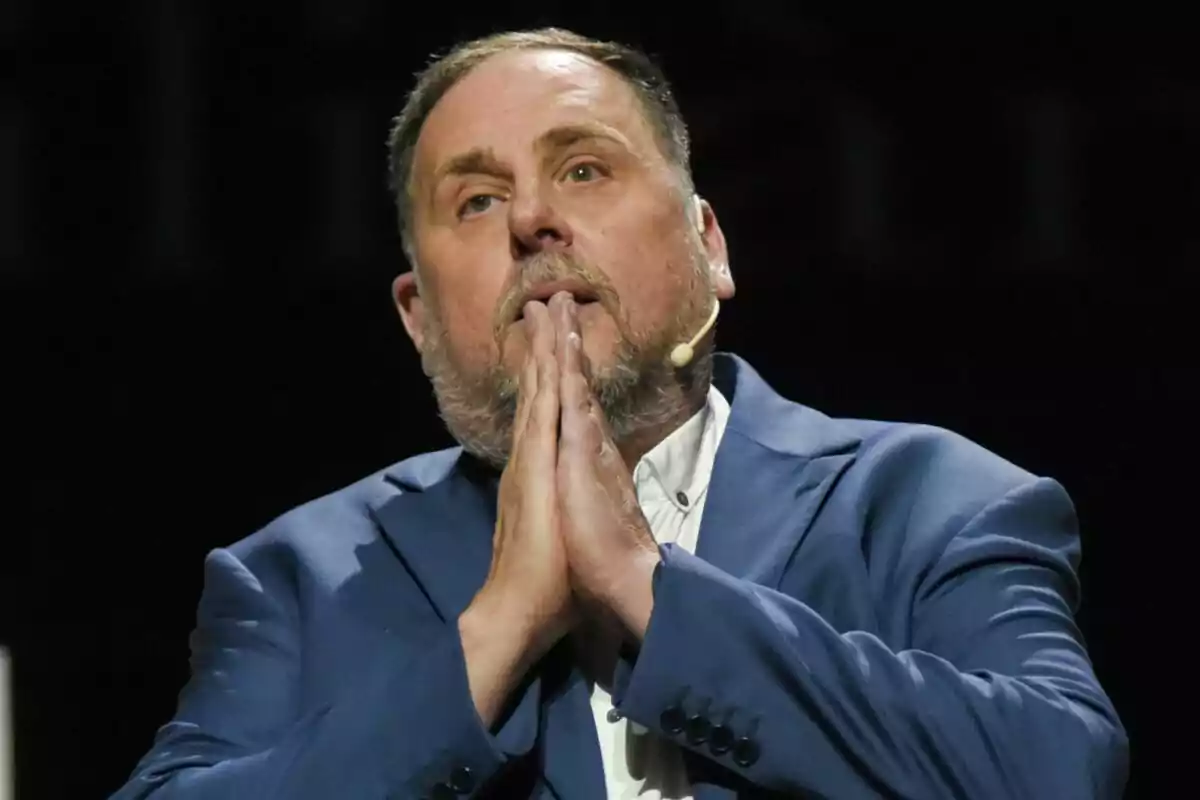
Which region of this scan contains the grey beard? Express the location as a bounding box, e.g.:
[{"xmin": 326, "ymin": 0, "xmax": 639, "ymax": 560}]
[{"xmin": 419, "ymin": 314, "xmax": 710, "ymax": 470}]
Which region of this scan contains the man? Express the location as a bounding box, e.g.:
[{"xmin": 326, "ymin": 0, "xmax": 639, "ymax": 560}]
[{"xmin": 112, "ymin": 28, "xmax": 1128, "ymax": 800}]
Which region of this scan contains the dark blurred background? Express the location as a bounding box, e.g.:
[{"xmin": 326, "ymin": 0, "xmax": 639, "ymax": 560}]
[{"xmin": 3, "ymin": 3, "xmax": 1192, "ymax": 797}]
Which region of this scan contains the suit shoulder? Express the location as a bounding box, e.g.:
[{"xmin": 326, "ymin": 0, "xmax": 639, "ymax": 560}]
[
  {"xmin": 851, "ymin": 419, "xmax": 1032, "ymax": 484},
  {"xmin": 834, "ymin": 418, "xmax": 1052, "ymax": 536},
  {"xmin": 222, "ymin": 447, "xmax": 462, "ymax": 569}
]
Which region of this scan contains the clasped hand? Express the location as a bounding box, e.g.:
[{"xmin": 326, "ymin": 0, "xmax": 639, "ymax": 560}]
[{"xmin": 481, "ymin": 291, "xmax": 661, "ymax": 664}]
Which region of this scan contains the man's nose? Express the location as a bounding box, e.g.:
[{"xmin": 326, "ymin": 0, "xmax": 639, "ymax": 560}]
[{"xmin": 508, "ymin": 187, "xmax": 573, "ymax": 259}]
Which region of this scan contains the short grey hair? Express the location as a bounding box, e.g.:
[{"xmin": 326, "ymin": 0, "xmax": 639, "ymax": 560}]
[{"xmin": 386, "ymin": 28, "xmax": 695, "ymax": 261}]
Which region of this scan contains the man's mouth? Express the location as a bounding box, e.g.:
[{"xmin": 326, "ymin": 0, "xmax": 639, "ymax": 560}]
[{"xmin": 513, "ymin": 282, "xmax": 601, "ymax": 321}]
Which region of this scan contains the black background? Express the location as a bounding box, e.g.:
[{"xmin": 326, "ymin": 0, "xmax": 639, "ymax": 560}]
[{"xmin": 3, "ymin": 4, "xmax": 1192, "ymax": 797}]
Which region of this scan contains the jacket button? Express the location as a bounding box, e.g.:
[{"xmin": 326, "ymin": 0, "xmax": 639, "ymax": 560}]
[
  {"xmin": 449, "ymin": 766, "xmax": 475, "ymax": 793},
  {"xmin": 659, "ymin": 704, "xmax": 686, "ymax": 734},
  {"xmin": 732, "ymin": 736, "xmax": 761, "ymax": 767},
  {"xmin": 709, "ymin": 724, "xmax": 734, "ymax": 755},
  {"xmin": 685, "ymin": 714, "xmax": 712, "ymax": 745}
]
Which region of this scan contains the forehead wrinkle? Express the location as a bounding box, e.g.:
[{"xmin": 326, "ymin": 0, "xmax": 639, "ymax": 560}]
[{"xmin": 422, "ymin": 50, "xmax": 643, "ymax": 145}]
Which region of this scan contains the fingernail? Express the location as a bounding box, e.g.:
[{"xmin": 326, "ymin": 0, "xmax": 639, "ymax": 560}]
[{"xmin": 568, "ymin": 331, "xmax": 581, "ymax": 349}]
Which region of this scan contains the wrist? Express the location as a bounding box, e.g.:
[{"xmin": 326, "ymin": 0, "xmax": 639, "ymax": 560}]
[
  {"xmin": 462, "ymin": 585, "xmax": 557, "ymax": 670},
  {"xmin": 595, "ymin": 546, "xmax": 661, "ymax": 641},
  {"xmin": 458, "ymin": 586, "xmax": 554, "ymax": 728}
]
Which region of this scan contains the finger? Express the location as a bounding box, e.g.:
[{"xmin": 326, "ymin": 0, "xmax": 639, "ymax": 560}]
[
  {"xmin": 558, "ymin": 334, "xmax": 598, "ymax": 457},
  {"xmin": 547, "ymin": 293, "xmax": 584, "ymax": 411},
  {"xmin": 525, "ymin": 301, "xmax": 560, "ymax": 468},
  {"xmin": 511, "ymin": 308, "xmax": 541, "ymax": 445},
  {"xmin": 550, "ymin": 291, "xmax": 583, "ymax": 387},
  {"xmin": 527, "ymin": 299, "xmax": 557, "ymax": 369}
]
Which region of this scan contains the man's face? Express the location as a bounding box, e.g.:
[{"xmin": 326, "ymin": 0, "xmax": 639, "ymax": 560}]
[{"xmin": 394, "ymin": 48, "xmax": 731, "ymax": 465}]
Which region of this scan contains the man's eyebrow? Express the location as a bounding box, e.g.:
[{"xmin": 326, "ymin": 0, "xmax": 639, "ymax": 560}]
[
  {"xmin": 431, "ymin": 148, "xmax": 511, "ymax": 191},
  {"xmin": 534, "ymin": 123, "xmax": 630, "ymax": 154}
]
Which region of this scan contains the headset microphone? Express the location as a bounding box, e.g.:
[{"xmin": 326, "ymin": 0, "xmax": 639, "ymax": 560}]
[
  {"xmin": 668, "ymin": 196, "xmax": 721, "ymax": 369},
  {"xmin": 669, "ymin": 299, "xmax": 720, "ymax": 368}
]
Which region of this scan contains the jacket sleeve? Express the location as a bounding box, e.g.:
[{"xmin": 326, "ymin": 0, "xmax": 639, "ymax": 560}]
[
  {"xmin": 611, "ymin": 477, "xmax": 1129, "ymax": 799},
  {"xmin": 109, "ymin": 547, "xmax": 514, "ymax": 800}
]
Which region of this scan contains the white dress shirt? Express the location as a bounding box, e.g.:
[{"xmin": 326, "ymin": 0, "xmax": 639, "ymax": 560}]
[{"xmin": 585, "ymin": 385, "xmax": 731, "ymax": 799}]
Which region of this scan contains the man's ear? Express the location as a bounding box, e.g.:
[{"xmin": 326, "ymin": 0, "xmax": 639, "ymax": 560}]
[
  {"xmin": 391, "ymin": 271, "xmax": 427, "ymax": 352},
  {"xmin": 694, "ymin": 196, "xmax": 734, "ymax": 301}
]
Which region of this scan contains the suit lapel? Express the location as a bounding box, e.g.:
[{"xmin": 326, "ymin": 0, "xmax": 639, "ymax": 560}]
[
  {"xmin": 370, "ymin": 459, "xmax": 496, "ymax": 624},
  {"xmin": 370, "ymin": 454, "xmax": 606, "ymax": 796},
  {"xmin": 696, "ymin": 355, "xmax": 859, "ymax": 587},
  {"xmin": 370, "ymin": 455, "xmax": 542, "ymax": 757},
  {"xmin": 696, "ymin": 428, "xmax": 855, "ymax": 586}
]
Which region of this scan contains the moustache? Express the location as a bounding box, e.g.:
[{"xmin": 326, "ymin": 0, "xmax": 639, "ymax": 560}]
[{"xmin": 492, "ymin": 253, "xmax": 619, "ymax": 334}]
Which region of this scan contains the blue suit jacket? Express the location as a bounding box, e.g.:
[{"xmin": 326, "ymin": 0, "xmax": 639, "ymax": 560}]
[{"xmin": 111, "ymin": 354, "xmax": 1128, "ymax": 799}]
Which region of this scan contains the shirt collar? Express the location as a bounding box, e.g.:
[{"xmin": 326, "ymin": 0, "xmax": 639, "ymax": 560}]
[{"xmin": 632, "ymin": 384, "xmax": 731, "ymax": 513}]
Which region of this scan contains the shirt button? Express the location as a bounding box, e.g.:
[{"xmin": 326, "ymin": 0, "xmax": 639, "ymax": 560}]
[
  {"xmin": 675, "ymin": 490, "xmax": 689, "ymax": 506},
  {"xmin": 606, "ymin": 707, "xmax": 623, "ymax": 723}
]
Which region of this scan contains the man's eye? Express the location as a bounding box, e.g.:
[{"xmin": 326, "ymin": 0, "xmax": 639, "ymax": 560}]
[
  {"xmin": 565, "ymin": 163, "xmax": 604, "ymax": 183},
  {"xmin": 459, "ymin": 194, "xmax": 497, "ymax": 218}
]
